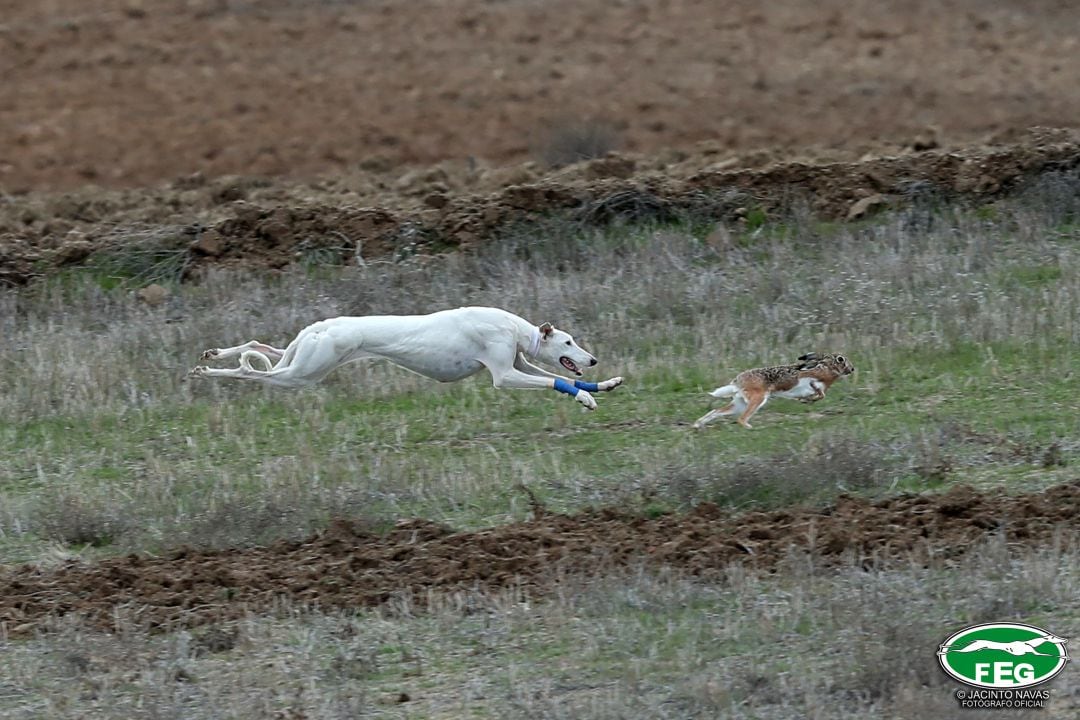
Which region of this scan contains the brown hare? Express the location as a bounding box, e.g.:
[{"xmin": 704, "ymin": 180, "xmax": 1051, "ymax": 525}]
[{"xmin": 693, "ymin": 353, "xmax": 854, "ymax": 429}]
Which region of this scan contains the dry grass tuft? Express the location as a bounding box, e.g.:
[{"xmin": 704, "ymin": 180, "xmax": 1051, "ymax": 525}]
[
  {"xmin": 30, "ymin": 491, "xmax": 136, "ymax": 549},
  {"xmin": 661, "ymin": 434, "xmax": 896, "ymax": 510},
  {"xmin": 535, "ymin": 118, "xmax": 621, "ymax": 167}
]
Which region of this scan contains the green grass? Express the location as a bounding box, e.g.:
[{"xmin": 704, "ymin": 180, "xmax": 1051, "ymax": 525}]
[
  {"xmin": 1, "ymin": 335, "xmax": 1073, "ymax": 562},
  {"xmin": 2, "ymin": 186, "xmax": 1080, "ymax": 719},
  {"xmin": 2, "ymin": 195, "xmax": 1079, "ymax": 561}
]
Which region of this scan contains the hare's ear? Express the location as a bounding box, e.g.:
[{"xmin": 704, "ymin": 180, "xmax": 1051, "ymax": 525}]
[
  {"xmin": 798, "ymin": 352, "xmax": 820, "ymax": 362},
  {"xmin": 539, "ymin": 322, "xmax": 554, "ymax": 338}
]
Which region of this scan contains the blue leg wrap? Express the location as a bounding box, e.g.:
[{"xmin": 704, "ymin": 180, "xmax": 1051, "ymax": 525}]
[
  {"xmin": 553, "ymin": 378, "xmax": 579, "ymax": 396},
  {"xmin": 573, "ymin": 380, "xmax": 599, "ymax": 392}
]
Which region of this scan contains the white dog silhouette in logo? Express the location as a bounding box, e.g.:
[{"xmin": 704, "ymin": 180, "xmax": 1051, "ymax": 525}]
[{"xmin": 950, "ymin": 633, "xmax": 1066, "ymax": 657}]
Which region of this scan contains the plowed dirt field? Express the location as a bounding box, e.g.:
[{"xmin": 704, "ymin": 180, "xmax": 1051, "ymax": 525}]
[
  {"xmin": 3, "ymin": 0, "xmax": 1079, "ymax": 191},
  {"xmin": 3, "ymin": 482, "xmax": 1078, "ymax": 635},
  {"xmin": 4, "ymin": 1, "xmax": 1080, "ymax": 285}
]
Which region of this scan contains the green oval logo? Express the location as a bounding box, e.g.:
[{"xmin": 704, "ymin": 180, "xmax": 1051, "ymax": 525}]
[{"xmin": 938, "ymin": 623, "xmax": 1069, "ymax": 689}]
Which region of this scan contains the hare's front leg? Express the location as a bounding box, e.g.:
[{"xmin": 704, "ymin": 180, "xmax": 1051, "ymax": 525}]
[{"xmin": 796, "ymin": 379, "xmax": 827, "ymax": 403}]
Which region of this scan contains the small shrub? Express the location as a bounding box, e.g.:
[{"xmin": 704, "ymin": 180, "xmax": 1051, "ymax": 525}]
[
  {"xmin": 743, "ymin": 206, "xmax": 768, "ymax": 231},
  {"xmin": 575, "ymin": 189, "xmax": 674, "ymax": 226},
  {"xmin": 1013, "ymin": 168, "xmax": 1080, "ymax": 226},
  {"xmin": 165, "ymin": 488, "xmax": 384, "ymax": 551},
  {"xmin": 31, "ymin": 491, "xmax": 134, "ymax": 548},
  {"xmin": 176, "ymin": 498, "xmax": 307, "ymax": 549},
  {"xmin": 840, "ymin": 620, "xmax": 949, "ymax": 703},
  {"xmin": 534, "ymin": 119, "xmax": 620, "ymax": 167},
  {"xmin": 910, "ymin": 431, "xmax": 955, "ymax": 483},
  {"xmin": 87, "ymin": 225, "xmax": 193, "ymax": 287},
  {"xmin": 664, "ymin": 435, "xmax": 895, "ymax": 510}
]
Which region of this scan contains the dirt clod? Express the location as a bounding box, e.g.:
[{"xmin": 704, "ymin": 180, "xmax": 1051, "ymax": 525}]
[
  {"xmin": 189, "ymin": 230, "xmax": 225, "ymax": 257},
  {"xmin": 135, "ymin": 283, "xmax": 169, "ymax": 306},
  {"xmin": 846, "ymin": 193, "xmax": 889, "ymax": 221},
  {"xmin": 53, "ymin": 239, "xmax": 95, "ymax": 265}
]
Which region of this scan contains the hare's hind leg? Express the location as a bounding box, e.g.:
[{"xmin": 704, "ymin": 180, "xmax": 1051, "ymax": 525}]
[
  {"xmin": 693, "ymin": 397, "xmax": 746, "ymax": 429},
  {"xmin": 737, "ymin": 390, "xmax": 769, "ymax": 429},
  {"xmin": 693, "ymin": 406, "xmax": 729, "ymax": 429}
]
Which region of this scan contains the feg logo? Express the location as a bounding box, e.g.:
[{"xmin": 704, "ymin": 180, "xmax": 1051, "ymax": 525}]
[{"xmin": 938, "ymin": 623, "xmax": 1068, "ymax": 689}]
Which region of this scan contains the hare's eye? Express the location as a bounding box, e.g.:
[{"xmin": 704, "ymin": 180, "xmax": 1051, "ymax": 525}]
[{"xmin": 837, "ymin": 355, "xmax": 846, "ymax": 363}]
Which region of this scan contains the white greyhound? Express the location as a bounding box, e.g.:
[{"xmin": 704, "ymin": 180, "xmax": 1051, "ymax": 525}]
[
  {"xmin": 947, "ymin": 633, "xmax": 1067, "ymax": 657},
  {"xmin": 189, "ymin": 306, "xmax": 623, "ymax": 409}
]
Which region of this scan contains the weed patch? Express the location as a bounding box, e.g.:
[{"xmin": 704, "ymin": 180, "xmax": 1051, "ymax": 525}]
[
  {"xmin": 659, "ymin": 434, "xmax": 897, "ymax": 510},
  {"xmin": 534, "ymin": 119, "xmax": 621, "ymax": 167}
]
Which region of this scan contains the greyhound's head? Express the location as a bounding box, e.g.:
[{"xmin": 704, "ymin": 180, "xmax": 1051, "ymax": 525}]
[{"xmin": 535, "ymin": 322, "xmax": 597, "ymax": 376}]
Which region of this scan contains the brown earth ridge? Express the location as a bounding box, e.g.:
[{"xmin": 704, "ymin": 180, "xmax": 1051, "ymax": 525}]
[
  {"xmin": 2, "ymin": 482, "xmax": 1077, "ymax": 636},
  {"xmin": 5, "ymin": 0, "xmax": 1080, "ymax": 284},
  {"xmin": 3, "ymin": 127, "xmax": 1079, "ymax": 287}
]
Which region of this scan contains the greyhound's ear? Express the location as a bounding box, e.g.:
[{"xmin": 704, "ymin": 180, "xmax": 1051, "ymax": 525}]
[{"xmin": 539, "ymin": 322, "xmax": 554, "ymax": 338}]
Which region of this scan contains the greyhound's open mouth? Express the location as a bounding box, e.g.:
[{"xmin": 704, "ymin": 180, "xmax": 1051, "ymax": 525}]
[{"xmin": 560, "ymin": 357, "xmax": 583, "ymax": 376}]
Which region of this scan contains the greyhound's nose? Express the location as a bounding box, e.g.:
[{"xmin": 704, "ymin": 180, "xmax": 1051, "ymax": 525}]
[{"xmin": 590, "ymin": 357, "xmax": 598, "ymax": 366}]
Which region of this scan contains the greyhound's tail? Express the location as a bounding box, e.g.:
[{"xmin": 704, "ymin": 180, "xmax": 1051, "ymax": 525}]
[
  {"xmin": 240, "ymin": 350, "xmax": 274, "ymax": 372},
  {"xmin": 708, "ymin": 384, "xmax": 738, "ymax": 398}
]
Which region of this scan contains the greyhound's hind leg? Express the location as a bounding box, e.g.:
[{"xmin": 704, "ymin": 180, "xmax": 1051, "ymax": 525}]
[{"xmin": 202, "ymin": 340, "xmax": 286, "ymax": 363}]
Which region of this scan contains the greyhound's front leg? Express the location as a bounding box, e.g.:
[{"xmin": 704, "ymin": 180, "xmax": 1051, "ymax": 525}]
[
  {"xmin": 584, "ymin": 377, "xmax": 624, "ymax": 392},
  {"xmin": 490, "ymin": 367, "xmax": 598, "ymax": 410},
  {"xmin": 202, "ymin": 340, "xmax": 286, "ymax": 362},
  {"xmin": 513, "ymin": 354, "xmax": 624, "ymax": 393}
]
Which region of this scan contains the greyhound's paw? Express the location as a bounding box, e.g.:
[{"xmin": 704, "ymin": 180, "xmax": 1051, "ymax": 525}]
[
  {"xmin": 188, "ymin": 365, "xmax": 209, "ymax": 378},
  {"xmin": 200, "ymin": 349, "xmax": 220, "ymax": 361},
  {"xmin": 598, "ymin": 376, "xmax": 624, "ymax": 392},
  {"xmin": 576, "ymin": 390, "xmax": 597, "ymax": 410}
]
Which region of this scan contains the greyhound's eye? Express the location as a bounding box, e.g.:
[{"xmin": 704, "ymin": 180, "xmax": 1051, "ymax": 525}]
[{"xmin": 565, "ymin": 340, "xmax": 572, "ymax": 346}]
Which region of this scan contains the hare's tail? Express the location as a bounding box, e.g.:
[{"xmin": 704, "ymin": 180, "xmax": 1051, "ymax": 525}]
[{"xmin": 708, "ymin": 384, "xmax": 737, "ymax": 398}]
